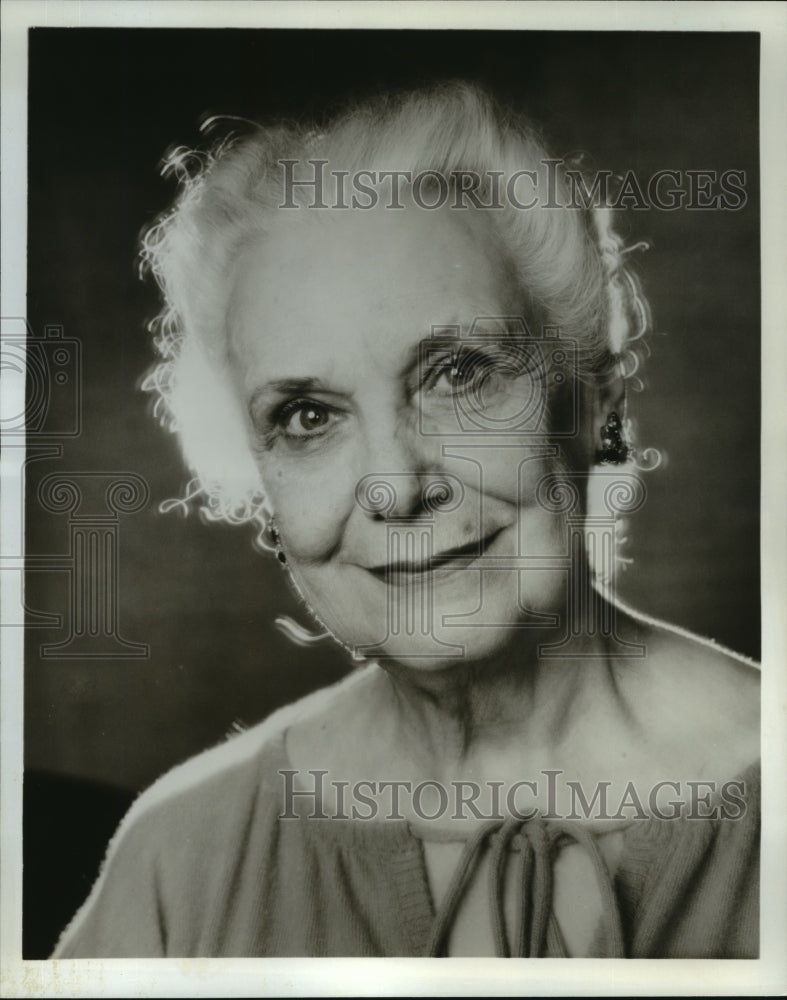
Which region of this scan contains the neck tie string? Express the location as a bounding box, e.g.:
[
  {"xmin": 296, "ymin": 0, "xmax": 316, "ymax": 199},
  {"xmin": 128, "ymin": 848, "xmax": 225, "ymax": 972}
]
[{"xmin": 425, "ymin": 815, "xmax": 624, "ymax": 957}]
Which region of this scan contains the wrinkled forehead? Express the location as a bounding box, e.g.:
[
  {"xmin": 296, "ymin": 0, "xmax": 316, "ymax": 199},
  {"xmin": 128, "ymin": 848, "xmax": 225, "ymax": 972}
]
[{"xmin": 227, "ymin": 204, "xmax": 524, "ymax": 377}]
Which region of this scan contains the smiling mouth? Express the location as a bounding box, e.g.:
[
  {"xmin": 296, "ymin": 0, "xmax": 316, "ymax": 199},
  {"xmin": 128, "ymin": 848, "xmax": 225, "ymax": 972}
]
[{"xmin": 366, "ymin": 527, "xmax": 505, "ymax": 583}]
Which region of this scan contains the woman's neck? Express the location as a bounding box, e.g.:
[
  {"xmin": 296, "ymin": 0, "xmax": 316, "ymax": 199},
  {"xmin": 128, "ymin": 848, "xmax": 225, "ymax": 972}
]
[{"xmin": 376, "ymin": 617, "xmax": 631, "ymax": 784}]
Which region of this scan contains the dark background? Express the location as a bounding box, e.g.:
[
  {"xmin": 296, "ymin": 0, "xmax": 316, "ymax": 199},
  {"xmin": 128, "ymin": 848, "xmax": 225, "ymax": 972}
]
[{"xmin": 24, "ymin": 29, "xmax": 760, "ymax": 955}]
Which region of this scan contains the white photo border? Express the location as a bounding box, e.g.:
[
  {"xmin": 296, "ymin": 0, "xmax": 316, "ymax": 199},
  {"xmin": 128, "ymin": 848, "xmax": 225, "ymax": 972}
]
[{"xmin": 2, "ymin": 1, "xmax": 785, "ymax": 996}]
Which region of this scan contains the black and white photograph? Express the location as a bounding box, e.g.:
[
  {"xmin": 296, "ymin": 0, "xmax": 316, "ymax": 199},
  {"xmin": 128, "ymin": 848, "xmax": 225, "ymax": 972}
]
[{"xmin": 2, "ymin": 1, "xmax": 786, "ymax": 996}]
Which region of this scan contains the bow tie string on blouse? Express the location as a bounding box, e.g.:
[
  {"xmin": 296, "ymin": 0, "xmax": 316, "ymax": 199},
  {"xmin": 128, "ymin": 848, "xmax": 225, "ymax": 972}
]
[{"xmin": 424, "ymin": 815, "xmax": 626, "ymax": 957}]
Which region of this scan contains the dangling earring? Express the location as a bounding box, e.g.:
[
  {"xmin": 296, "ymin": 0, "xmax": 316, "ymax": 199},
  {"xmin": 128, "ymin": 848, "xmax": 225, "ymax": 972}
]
[
  {"xmin": 258, "ymin": 516, "xmax": 336, "ymax": 648},
  {"xmin": 269, "ymin": 521, "xmax": 287, "ymax": 565},
  {"xmin": 259, "ymin": 516, "xmax": 287, "ymax": 563},
  {"xmin": 596, "ymin": 411, "xmax": 630, "ymax": 465}
]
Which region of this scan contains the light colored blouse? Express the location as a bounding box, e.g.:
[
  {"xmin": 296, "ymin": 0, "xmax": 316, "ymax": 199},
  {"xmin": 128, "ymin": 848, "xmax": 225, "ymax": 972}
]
[{"xmin": 53, "ymin": 679, "xmax": 759, "ymax": 959}]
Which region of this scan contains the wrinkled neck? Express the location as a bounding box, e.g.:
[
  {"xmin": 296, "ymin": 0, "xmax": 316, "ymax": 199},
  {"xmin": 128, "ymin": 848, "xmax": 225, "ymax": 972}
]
[{"xmin": 378, "ymin": 613, "xmax": 624, "ymax": 781}]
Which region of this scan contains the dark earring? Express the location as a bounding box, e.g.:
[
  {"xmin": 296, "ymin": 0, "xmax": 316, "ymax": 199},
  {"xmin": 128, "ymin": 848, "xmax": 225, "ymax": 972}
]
[
  {"xmin": 596, "ymin": 411, "xmax": 630, "ymax": 465},
  {"xmin": 270, "ymin": 522, "xmax": 287, "ymax": 564}
]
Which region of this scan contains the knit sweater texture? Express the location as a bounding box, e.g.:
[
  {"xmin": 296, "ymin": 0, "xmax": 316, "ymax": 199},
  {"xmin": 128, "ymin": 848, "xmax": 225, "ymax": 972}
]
[{"xmin": 53, "ymin": 673, "xmax": 759, "ymax": 959}]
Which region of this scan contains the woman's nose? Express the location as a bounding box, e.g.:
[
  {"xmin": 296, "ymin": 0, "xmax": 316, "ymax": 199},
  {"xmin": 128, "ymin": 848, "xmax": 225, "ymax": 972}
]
[
  {"xmin": 355, "ymin": 422, "xmax": 465, "ymax": 521},
  {"xmin": 355, "ymin": 470, "xmax": 463, "ymax": 521},
  {"xmin": 355, "ymin": 419, "xmax": 448, "ymax": 520}
]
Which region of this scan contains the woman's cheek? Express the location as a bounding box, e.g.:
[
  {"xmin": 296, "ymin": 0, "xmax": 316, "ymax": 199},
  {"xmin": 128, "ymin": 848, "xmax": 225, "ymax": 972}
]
[
  {"xmin": 260, "ymin": 450, "xmax": 356, "ymax": 561},
  {"xmin": 457, "ymin": 445, "xmax": 553, "ymax": 507}
]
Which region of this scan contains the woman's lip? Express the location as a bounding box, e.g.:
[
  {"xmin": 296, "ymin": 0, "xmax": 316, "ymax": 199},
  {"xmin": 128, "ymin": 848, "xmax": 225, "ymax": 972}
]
[{"xmin": 365, "ymin": 527, "xmax": 505, "ymax": 581}]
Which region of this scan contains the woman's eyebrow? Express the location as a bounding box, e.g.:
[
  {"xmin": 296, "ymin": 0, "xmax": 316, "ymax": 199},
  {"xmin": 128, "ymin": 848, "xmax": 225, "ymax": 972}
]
[
  {"xmin": 266, "ymin": 377, "xmax": 329, "ymax": 395},
  {"xmin": 401, "ymin": 335, "xmax": 458, "ymax": 380},
  {"xmin": 248, "ymin": 378, "xmax": 330, "ymax": 413}
]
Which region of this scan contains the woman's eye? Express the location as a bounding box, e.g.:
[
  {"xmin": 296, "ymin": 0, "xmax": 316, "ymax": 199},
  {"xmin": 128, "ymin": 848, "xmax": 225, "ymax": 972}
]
[
  {"xmin": 428, "ymin": 350, "xmax": 500, "ymax": 395},
  {"xmin": 277, "ymin": 400, "xmax": 334, "ymax": 439}
]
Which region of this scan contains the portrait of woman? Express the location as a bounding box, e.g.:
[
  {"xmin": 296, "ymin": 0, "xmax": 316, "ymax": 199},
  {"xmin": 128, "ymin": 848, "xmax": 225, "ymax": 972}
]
[{"xmin": 19, "ymin": 26, "xmax": 762, "ymax": 967}]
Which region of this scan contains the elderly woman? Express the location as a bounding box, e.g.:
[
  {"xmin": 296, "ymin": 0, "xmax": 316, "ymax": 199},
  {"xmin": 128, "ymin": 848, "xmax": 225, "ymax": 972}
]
[{"xmin": 53, "ymin": 83, "xmax": 759, "ymax": 959}]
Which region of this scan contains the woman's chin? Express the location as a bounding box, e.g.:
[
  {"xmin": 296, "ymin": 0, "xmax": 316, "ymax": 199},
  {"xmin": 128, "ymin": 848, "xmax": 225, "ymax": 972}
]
[
  {"xmin": 298, "ymin": 563, "xmax": 567, "ymax": 669},
  {"xmin": 333, "ymin": 609, "xmax": 557, "ymax": 672}
]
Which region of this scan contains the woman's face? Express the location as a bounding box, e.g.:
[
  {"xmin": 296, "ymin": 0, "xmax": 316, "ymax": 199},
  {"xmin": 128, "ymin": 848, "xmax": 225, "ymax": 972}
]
[{"xmin": 229, "ymin": 204, "xmax": 576, "ymax": 668}]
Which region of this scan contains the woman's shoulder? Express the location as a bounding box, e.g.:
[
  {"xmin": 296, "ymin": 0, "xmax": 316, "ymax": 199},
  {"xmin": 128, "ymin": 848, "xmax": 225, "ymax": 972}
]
[
  {"xmin": 103, "ymin": 665, "xmax": 373, "ymax": 849},
  {"xmin": 615, "ymin": 605, "xmax": 760, "ymax": 782},
  {"xmin": 620, "ymin": 606, "xmax": 760, "ymax": 715},
  {"xmin": 53, "ymin": 667, "xmax": 376, "ymax": 957}
]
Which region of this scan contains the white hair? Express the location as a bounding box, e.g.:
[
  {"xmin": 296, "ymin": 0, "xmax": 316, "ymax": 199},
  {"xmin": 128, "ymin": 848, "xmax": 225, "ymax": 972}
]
[{"xmin": 139, "ymin": 82, "xmax": 650, "ymax": 542}]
